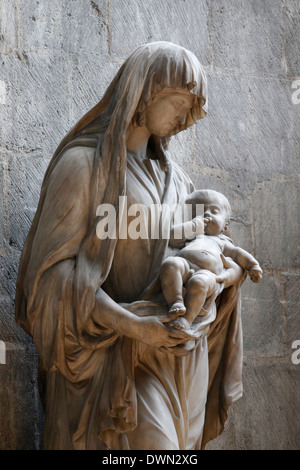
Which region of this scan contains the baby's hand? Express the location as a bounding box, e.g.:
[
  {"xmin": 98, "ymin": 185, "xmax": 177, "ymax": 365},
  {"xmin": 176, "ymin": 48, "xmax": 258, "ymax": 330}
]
[
  {"xmin": 194, "ymin": 215, "xmax": 205, "ymax": 235},
  {"xmin": 249, "ymin": 265, "xmax": 263, "ymax": 283}
]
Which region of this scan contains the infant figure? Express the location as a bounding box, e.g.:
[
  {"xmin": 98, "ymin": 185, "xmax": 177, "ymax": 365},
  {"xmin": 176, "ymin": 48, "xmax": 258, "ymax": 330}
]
[{"xmin": 160, "ymin": 189, "xmax": 262, "ymax": 330}]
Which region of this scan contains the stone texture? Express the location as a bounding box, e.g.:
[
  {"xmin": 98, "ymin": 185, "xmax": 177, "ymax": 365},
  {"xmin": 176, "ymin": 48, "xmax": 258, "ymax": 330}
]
[
  {"xmin": 283, "ymin": 272, "xmax": 300, "ymax": 346},
  {"xmin": 0, "ymin": 0, "xmax": 19, "ymax": 51},
  {"xmin": 0, "ymin": 0, "xmax": 299, "ymax": 450},
  {"xmin": 207, "ymin": 362, "xmax": 300, "ymax": 450},
  {"xmin": 232, "ymin": 361, "xmax": 300, "ymax": 449},
  {"xmin": 0, "ymin": 347, "xmax": 41, "ymax": 450},
  {"xmin": 241, "ymin": 273, "xmax": 286, "ymax": 357},
  {"xmin": 252, "ymin": 175, "xmax": 300, "ymax": 270},
  {"xmin": 0, "ymin": 51, "xmax": 71, "ymax": 155},
  {"xmin": 0, "ymin": 248, "xmax": 30, "ymax": 345},
  {"xmin": 281, "ymin": 0, "xmax": 300, "ymax": 77},
  {"xmin": 109, "ymin": 0, "xmax": 211, "ymax": 65},
  {"xmin": 1, "ymin": 0, "xmax": 109, "ymax": 56},
  {"xmin": 208, "ymin": 0, "xmax": 283, "ymax": 76},
  {"xmin": 0, "ymin": 160, "xmax": 5, "ymax": 250},
  {"xmin": 194, "ymin": 72, "xmax": 299, "ymax": 179},
  {"xmin": 6, "ymin": 152, "xmax": 48, "ymax": 250},
  {"xmin": 65, "ymin": 51, "xmax": 120, "ymax": 130}
]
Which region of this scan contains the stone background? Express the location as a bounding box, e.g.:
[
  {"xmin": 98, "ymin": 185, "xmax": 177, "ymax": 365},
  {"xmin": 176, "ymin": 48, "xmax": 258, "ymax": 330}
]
[{"xmin": 0, "ymin": 0, "xmax": 299, "ymax": 450}]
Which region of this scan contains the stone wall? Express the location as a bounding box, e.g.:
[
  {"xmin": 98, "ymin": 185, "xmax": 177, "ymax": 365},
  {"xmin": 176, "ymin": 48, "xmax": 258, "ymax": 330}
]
[{"xmin": 0, "ymin": 0, "xmax": 299, "ymax": 450}]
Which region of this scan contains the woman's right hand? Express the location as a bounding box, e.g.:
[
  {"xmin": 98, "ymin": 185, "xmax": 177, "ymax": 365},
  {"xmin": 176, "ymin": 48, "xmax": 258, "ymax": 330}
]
[
  {"xmin": 90, "ymin": 288, "xmax": 198, "ymax": 355},
  {"xmin": 132, "ymin": 315, "xmax": 198, "ymax": 351}
]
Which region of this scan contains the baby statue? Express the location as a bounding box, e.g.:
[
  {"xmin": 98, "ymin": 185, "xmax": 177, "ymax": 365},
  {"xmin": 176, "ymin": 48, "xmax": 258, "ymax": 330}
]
[{"xmin": 159, "ymin": 189, "xmax": 262, "ymax": 330}]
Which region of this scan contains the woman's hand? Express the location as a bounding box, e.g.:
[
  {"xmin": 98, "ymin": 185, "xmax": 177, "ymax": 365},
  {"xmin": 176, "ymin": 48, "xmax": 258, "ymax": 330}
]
[
  {"xmin": 215, "ymin": 254, "xmax": 244, "ymax": 288},
  {"xmin": 89, "ymin": 288, "xmax": 197, "ymax": 354},
  {"xmin": 133, "ymin": 315, "xmax": 198, "ymax": 352}
]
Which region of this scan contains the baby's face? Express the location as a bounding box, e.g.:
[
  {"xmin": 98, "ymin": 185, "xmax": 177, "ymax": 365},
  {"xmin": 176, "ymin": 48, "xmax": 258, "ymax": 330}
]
[{"xmin": 203, "ymin": 196, "xmax": 229, "ymax": 236}]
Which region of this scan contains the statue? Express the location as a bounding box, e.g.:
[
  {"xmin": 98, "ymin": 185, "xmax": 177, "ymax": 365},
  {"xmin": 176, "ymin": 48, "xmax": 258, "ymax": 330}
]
[
  {"xmin": 15, "ymin": 42, "xmax": 248, "ymax": 450},
  {"xmin": 160, "ymin": 189, "xmax": 262, "ymax": 330}
]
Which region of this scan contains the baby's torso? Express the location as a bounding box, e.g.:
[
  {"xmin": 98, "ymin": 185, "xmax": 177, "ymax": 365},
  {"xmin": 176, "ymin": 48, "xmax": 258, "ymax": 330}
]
[{"xmin": 177, "ymin": 235, "xmax": 225, "ymax": 275}]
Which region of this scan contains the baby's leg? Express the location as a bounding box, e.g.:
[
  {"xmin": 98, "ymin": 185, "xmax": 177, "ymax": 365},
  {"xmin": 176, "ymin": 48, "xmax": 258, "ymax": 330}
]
[
  {"xmin": 159, "ymin": 256, "xmax": 190, "ymax": 316},
  {"xmin": 183, "ymin": 270, "xmax": 217, "ymax": 325}
]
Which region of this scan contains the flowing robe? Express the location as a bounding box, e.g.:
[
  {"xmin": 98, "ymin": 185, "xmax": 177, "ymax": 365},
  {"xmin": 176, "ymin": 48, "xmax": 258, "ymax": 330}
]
[{"xmin": 16, "ymin": 144, "xmax": 243, "ymax": 450}]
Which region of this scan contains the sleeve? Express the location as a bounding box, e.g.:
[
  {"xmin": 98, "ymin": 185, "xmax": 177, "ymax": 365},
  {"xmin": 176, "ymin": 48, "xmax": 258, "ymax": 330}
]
[
  {"xmin": 23, "ymin": 148, "xmax": 91, "ymax": 318},
  {"xmin": 16, "ymin": 148, "xmax": 118, "ymax": 380}
]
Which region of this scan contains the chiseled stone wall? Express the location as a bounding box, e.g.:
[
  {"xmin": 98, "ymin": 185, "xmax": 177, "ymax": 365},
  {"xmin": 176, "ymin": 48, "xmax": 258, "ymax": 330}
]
[{"xmin": 0, "ymin": 0, "xmax": 299, "ymax": 449}]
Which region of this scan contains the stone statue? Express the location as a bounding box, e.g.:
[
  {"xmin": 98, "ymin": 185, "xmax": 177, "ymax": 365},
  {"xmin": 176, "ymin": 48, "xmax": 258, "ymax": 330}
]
[
  {"xmin": 160, "ymin": 189, "xmax": 262, "ymax": 331},
  {"xmin": 15, "ymin": 42, "xmax": 247, "ymax": 450}
]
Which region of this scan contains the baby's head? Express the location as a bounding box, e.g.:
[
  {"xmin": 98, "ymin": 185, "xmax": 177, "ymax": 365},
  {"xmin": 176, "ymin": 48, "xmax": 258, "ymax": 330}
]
[{"xmin": 185, "ymin": 189, "xmax": 231, "ymax": 236}]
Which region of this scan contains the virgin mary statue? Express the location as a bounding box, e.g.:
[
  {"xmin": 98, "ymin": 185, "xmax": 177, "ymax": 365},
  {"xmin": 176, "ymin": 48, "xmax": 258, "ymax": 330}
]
[{"xmin": 15, "ymin": 41, "xmax": 244, "ymax": 450}]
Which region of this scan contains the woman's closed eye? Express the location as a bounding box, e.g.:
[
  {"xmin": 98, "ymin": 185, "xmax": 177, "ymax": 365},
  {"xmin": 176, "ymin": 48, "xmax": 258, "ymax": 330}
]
[{"xmin": 173, "ymin": 99, "xmax": 184, "ymax": 110}]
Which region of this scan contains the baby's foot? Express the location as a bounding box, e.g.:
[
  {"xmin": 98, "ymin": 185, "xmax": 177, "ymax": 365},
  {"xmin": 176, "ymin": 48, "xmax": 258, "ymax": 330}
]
[
  {"xmin": 168, "ymin": 317, "xmax": 190, "ymax": 331},
  {"xmin": 168, "ymin": 302, "xmax": 186, "ymax": 318}
]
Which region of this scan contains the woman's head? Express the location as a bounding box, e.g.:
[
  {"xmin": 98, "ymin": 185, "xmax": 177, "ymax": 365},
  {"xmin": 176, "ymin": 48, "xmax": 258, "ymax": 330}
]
[
  {"xmin": 127, "ymin": 41, "xmax": 208, "ymax": 137},
  {"xmin": 58, "ymin": 42, "xmax": 207, "ymax": 149}
]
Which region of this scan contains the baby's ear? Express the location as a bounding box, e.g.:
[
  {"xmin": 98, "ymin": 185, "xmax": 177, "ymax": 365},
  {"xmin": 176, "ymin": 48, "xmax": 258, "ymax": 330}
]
[
  {"xmin": 223, "ymin": 220, "xmax": 230, "ymax": 231},
  {"xmin": 222, "ymin": 218, "xmax": 231, "ymax": 235}
]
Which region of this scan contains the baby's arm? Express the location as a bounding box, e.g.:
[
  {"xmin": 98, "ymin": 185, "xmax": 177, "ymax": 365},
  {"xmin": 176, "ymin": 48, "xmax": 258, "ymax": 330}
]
[
  {"xmin": 223, "ymin": 241, "xmax": 262, "ymax": 283},
  {"xmin": 169, "ymin": 216, "xmax": 204, "ymax": 249}
]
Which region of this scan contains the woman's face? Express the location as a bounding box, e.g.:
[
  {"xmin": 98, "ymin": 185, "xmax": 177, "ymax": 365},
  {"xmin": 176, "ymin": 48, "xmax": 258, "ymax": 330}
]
[{"xmin": 145, "ymin": 88, "xmax": 195, "ymax": 137}]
